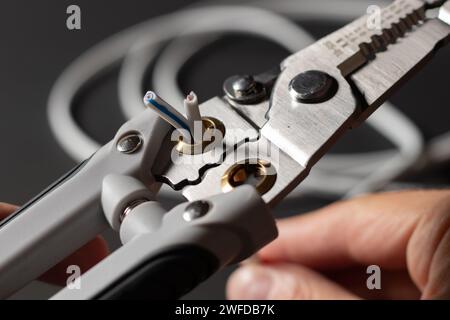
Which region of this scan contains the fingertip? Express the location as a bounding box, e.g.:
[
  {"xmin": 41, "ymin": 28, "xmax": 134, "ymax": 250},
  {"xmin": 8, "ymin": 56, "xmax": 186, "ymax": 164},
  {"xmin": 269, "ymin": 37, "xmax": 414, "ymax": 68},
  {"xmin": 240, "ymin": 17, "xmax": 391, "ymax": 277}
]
[
  {"xmin": 256, "ymin": 216, "xmax": 308, "ymax": 262},
  {"xmin": 39, "ymin": 236, "xmax": 109, "ymax": 286},
  {"xmin": 89, "ymin": 236, "xmax": 110, "ymax": 260},
  {"xmin": 0, "ymin": 202, "xmax": 17, "ymax": 219},
  {"xmin": 227, "ymin": 265, "xmax": 273, "ymax": 300},
  {"xmin": 228, "ymin": 263, "xmax": 359, "ymax": 300}
]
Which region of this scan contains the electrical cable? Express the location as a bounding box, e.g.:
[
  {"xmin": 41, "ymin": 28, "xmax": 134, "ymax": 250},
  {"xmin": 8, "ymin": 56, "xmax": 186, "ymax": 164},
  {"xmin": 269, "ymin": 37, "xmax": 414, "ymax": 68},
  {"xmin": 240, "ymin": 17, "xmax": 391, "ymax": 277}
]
[
  {"xmin": 148, "ymin": 32, "xmax": 419, "ymax": 196},
  {"xmin": 47, "ymin": 0, "xmax": 449, "ymax": 200},
  {"xmin": 143, "ymin": 1, "xmax": 424, "ymax": 196},
  {"xmin": 118, "ymin": 5, "xmax": 313, "ymax": 119}
]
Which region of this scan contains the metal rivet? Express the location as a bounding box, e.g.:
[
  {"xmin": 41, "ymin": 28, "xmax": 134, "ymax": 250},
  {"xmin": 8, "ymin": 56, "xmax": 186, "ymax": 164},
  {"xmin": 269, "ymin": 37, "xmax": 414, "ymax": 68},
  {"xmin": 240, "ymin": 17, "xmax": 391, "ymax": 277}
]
[
  {"xmin": 117, "ymin": 133, "xmax": 143, "ymax": 154},
  {"xmin": 120, "ymin": 198, "xmax": 148, "ymax": 223},
  {"xmin": 223, "ymin": 75, "xmax": 266, "ymax": 104},
  {"xmin": 232, "ymin": 75, "xmax": 257, "ymax": 95},
  {"xmin": 289, "ymin": 70, "xmax": 338, "ymax": 103},
  {"xmin": 183, "ymin": 201, "xmax": 210, "ymax": 222}
]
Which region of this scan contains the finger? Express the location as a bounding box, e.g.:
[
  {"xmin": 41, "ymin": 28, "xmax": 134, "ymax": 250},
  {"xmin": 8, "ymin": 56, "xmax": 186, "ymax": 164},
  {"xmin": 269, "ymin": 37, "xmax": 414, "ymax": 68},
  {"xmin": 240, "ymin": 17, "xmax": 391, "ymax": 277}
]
[
  {"xmin": 406, "ymin": 191, "xmax": 450, "ymax": 297},
  {"xmin": 419, "ymin": 224, "xmax": 450, "ymax": 299},
  {"xmin": 39, "ymin": 236, "xmax": 109, "ymax": 286},
  {"xmin": 227, "ymin": 263, "xmax": 359, "ymax": 300},
  {"xmin": 260, "ymin": 190, "xmax": 449, "ymax": 272},
  {"xmin": 327, "ymin": 267, "xmax": 420, "ymax": 300},
  {"xmin": 259, "ymin": 189, "xmax": 450, "ymax": 296},
  {"xmin": 0, "ymin": 202, "xmax": 109, "ymax": 286},
  {"xmin": 0, "ymin": 202, "xmax": 17, "ymax": 219}
]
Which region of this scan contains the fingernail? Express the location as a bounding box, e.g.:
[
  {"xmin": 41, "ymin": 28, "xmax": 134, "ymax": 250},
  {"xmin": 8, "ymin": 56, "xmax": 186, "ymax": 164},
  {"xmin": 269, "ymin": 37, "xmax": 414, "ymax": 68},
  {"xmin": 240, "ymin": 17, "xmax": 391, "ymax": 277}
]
[{"xmin": 229, "ymin": 266, "xmax": 273, "ymax": 300}]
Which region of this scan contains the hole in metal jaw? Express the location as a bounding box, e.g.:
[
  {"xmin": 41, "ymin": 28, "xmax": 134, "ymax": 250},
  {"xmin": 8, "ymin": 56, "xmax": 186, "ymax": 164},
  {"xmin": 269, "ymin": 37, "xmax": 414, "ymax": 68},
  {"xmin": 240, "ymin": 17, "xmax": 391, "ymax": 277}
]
[
  {"xmin": 176, "ymin": 117, "xmax": 225, "ymax": 155},
  {"xmin": 221, "ymin": 159, "xmax": 277, "ymax": 195}
]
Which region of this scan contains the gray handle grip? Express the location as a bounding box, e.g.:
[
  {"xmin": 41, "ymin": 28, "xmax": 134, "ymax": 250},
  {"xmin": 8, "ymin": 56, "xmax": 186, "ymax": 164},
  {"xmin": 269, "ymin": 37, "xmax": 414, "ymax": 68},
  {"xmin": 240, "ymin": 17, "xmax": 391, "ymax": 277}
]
[
  {"xmin": 0, "ymin": 109, "xmax": 168, "ymax": 298},
  {"xmin": 52, "ymin": 185, "xmax": 277, "ymax": 300}
]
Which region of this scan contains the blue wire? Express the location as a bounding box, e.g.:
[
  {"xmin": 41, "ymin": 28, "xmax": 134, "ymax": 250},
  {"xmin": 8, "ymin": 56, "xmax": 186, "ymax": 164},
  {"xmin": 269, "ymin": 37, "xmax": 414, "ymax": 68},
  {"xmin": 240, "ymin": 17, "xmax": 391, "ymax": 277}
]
[{"xmin": 146, "ymin": 98, "xmax": 191, "ymax": 133}]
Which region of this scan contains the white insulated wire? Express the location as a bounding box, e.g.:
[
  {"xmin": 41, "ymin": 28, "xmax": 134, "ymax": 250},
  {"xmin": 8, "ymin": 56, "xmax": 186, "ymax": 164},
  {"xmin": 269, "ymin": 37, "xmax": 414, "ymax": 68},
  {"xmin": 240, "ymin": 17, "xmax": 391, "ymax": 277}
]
[
  {"xmin": 143, "ymin": 91, "xmax": 193, "ymax": 141},
  {"xmin": 46, "ymin": 0, "xmax": 447, "ymax": 199},
  {"xmin": 48, "ymin": 0, "xmax": 369, "ymax": 161},
  {"xmin": 118, "ymin": 6, "xmax": 313, "ymax": 119},
  {"xmin": 145, "ymin": 5, "xmax": 424, "ymax": 196}
]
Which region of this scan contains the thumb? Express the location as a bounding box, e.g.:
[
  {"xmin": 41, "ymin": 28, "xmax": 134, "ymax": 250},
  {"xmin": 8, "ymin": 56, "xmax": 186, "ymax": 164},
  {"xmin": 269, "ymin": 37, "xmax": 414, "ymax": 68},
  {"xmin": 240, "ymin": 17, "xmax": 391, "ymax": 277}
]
[{"xmin": 227, "ymin": 263, "xmax": 359, "ymax": 300}]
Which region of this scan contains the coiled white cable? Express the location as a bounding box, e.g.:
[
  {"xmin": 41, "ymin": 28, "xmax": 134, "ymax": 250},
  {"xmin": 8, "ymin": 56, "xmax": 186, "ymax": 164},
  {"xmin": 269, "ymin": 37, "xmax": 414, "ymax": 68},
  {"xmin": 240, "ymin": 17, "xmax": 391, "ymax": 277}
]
[
  {"xmin": 47, "ymin": 0, "xmax": 446, "ymax": 199},
  {"xmin": 147, "ymin": 31, "xmax": 422, "ymax": 197},
  {"xmin": 139, "ymin": 1, "xmax": 423, "ymax": 196}
]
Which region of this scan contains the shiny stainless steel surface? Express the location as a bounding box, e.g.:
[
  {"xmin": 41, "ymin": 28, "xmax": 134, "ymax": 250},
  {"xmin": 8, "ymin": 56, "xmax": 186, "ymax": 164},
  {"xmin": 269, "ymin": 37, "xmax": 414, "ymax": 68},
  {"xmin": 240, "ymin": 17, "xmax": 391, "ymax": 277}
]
[
  {"xmin": 226, "ymin": 97, "xmax": 269, "ymax": 129},
  {"xmin": 260, "ymin": 0, "xmax": 450, "ymax": 203},
  {"xmin": 155, "ymin": 0, "xmax": 450, "ymax": 206},
  {"xmin": 183, "ymin": 136, "xmax": 306, "ymax": 206},
  {"xmin": 351, "ymin": 18, "xmax": 450, "ymax": 113},
  {"xmin": 263, "ymin": 0, "xmax": 433, "ymax": 168},
  {"xmin": 152, "ymin": 97, "xmax": 259, "ymax": 188}
]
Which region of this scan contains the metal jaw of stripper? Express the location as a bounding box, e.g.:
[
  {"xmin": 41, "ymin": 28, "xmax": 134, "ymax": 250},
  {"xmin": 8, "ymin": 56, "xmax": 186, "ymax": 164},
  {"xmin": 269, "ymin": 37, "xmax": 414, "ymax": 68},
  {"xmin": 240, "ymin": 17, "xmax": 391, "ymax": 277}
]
[
  {"xmin": 155, "ymin": 0, "xmax": 450, "ymax": 206},
  {"xmin": 0, "ymin": 0, "xmax": 449, "ymax": 299}
]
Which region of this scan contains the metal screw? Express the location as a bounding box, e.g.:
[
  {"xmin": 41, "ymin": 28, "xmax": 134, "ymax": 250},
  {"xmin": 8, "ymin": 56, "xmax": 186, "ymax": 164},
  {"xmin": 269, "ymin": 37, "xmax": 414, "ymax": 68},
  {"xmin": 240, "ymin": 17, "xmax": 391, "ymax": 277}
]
[
  {"xmin": 120, "ymin": 198, "xmax": 148, "ymax": 223},
  {"xmin": 183, "ymin": 201, "xmax": 210, "ymax": 222},
  {"xmin": 223, "ymin": 75, "xmax": 266, "ymax": 104},
  {"xmin": 289, "ymin": 70, "xmax": 338, "ymax": 103},
  {"xmin": 232, "ymin": 75, "xmax": 257, "ymax": 96},
  {"xmin": 117, "ymin": 133, "xmax": 143, "ymax": 154}
]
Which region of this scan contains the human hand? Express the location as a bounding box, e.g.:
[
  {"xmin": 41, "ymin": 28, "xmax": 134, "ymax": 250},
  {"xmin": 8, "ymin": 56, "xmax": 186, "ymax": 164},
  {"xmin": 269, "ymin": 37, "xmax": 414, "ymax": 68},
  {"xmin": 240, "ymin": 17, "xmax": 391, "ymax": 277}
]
[
  {"xmin": 227, "ymin": 190, "xmax": 450, "ymax": 300},
  {"xmin": 0, "ymin": 202, "xmax": 109, "ymax": 287}
]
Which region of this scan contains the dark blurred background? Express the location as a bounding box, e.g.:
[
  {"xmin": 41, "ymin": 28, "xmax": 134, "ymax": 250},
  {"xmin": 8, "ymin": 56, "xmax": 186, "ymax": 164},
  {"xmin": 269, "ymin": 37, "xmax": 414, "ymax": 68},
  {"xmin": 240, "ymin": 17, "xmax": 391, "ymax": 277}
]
[{"xmin": 0, "ymin": 0, "xmax": 449, "ymax": 299}]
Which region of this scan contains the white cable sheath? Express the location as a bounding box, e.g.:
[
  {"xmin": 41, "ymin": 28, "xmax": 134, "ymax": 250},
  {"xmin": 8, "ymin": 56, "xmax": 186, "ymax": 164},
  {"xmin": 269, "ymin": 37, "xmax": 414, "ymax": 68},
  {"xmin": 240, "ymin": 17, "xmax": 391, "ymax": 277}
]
[
  {"xmin": 47, "ymin": 0, "xmax": 384, "ymax": 161},
  {"xmin": 118, "ymin": 6, "xmax": 313, "ymax": 119},
  {"xmin": 144, "ymin": 4, "xmax": 424, "ymax": 196},
  {"xmin": 46, "ymin": 0, "xmax": 445, "ymax": 198}
]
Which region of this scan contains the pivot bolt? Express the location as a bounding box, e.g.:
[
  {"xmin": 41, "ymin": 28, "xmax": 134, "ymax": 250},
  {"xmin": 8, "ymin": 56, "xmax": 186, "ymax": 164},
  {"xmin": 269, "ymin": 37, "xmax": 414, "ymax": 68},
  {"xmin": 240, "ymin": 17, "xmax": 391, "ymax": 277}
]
[
  {"xmin": 232, "ymin": 75, "xmax": 257, "ymax": 96},
  {"xmin": 289, "ymin": 70, "xmax": 338, "ymax": 103},
  {"xmin": 120, "ymin": 198, "xmax": 148, "ymax": 223},
  {"xmin": 223, "ymin": 75, "xmax": 266, "ymax": 104}
]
